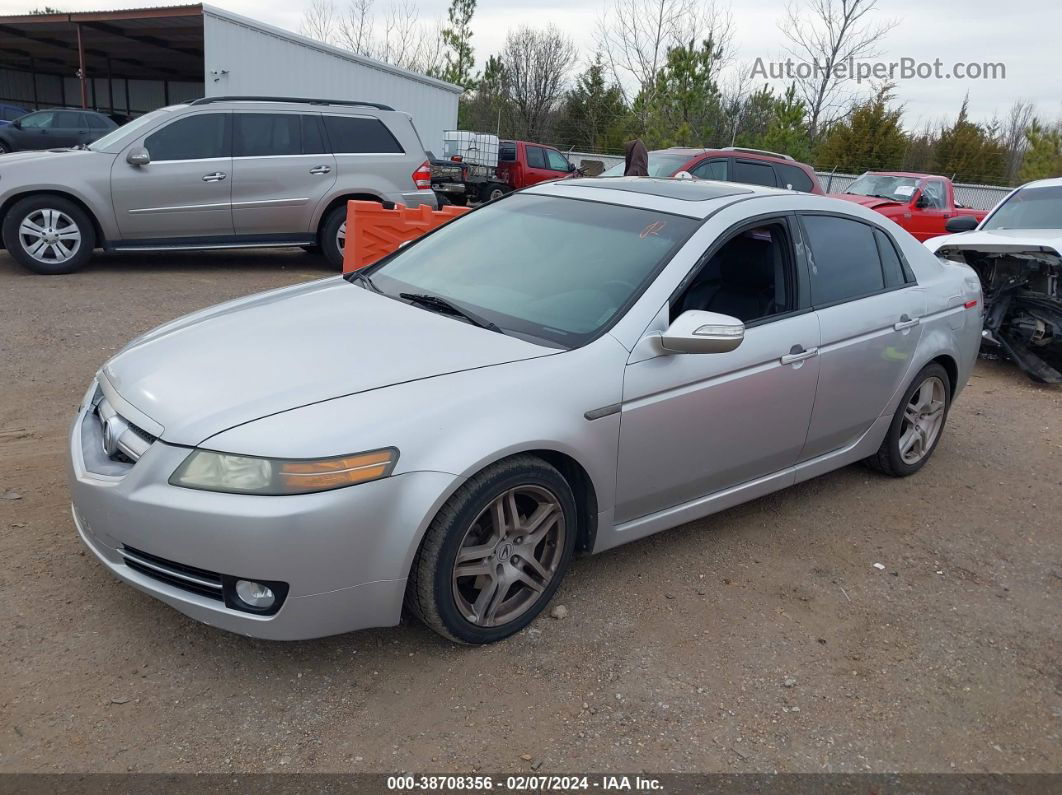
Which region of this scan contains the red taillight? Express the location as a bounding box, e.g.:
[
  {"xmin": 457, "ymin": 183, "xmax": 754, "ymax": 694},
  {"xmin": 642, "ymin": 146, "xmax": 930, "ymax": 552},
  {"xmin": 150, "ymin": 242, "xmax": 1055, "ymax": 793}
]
[
  {"xmin": 412, "ymin": 161, "xmax": 431, "ymax": 190},
  {"xmin": 964, "ymin": 299, "xmax": 978, "ymax": 309},
  {"xmin": 450, "ymin": 155, "xmax": 463, "ymax": 162}
]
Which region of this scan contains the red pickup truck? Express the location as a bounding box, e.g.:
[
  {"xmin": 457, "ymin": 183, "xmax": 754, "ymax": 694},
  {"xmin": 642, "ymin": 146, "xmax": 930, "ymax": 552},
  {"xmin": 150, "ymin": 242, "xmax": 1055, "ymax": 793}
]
[
  {"xmin": 431, "ymin": 139, "xmax": 576, "ymax": 205},
  {"xmin": 830, "ymin": 171, "xmax": 987, "ymax": 241}
]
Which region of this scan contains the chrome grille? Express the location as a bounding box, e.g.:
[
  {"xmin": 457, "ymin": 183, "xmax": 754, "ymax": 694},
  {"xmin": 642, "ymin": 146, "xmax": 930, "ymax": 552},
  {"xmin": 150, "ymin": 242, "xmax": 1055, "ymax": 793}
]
[
  {"xmin": 94, "ymin": 397, "xmax": 155, "ymax": 463},
  {"xmin": 119, "ymin": 546, "xmax": 224, "ymax": 601}
]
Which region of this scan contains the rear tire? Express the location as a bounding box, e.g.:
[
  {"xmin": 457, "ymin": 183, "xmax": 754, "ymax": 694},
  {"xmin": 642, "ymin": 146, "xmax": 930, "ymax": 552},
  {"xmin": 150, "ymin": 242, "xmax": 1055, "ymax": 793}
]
[
  {"xmin": 2, "ymin": 195, "xmax": 96, "ymax": 275},
  {"xmin": 480, "ymin": 182, "xmax": 509, "ymax": 203},
  {"xmin": 319, "ymin": 205, "xmax": 349, "ymax": 269},
  {"xmin": 0, "ymin": 141, "xmax": 11, "ymax": 154},
  {"xmin": 866, "ymin": 363, "xmax": 951, "ymax": 477},
  {"xmin": 407, "ymin": 455, "xmax": 577, "ymax": 644}
]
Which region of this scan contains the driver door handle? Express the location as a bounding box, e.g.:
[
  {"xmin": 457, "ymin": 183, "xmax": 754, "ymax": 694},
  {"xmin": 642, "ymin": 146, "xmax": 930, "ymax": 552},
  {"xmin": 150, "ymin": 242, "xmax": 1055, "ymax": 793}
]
[
  {"xmin": 202, "ymin": 172, "xmax": 227, "ymax": 182},
  {"xmin": 780, "ymin": 345, "xmax": 818, "ymax": 365},
  {"xmin": 894, "ymin": 314, "xmax": 921, "ymax": 331}
]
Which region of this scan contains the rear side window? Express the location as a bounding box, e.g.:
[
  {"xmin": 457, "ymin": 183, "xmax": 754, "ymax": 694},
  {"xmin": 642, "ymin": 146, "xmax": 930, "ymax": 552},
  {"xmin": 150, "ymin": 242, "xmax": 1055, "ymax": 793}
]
[
  {"xmin": 874, "ymin": 229, "xmax": 910, "ymax": 287},
  {"xmin": 691, "ymin": 159, "xmax": 728, "ymax": 180},
  {"xmin": 323, "ymin": 115, "xmax": 403, "ymax": 154},
  {"xmin": 54, "ymin": 111, "xmax": 83, "ymax": 127},
  {"xmin": 145, "ymin": 113, "xmax": 230, "ymax": 161},
  {"xmin": 776, "ymin": 163, "xmax": 814, "ymax": 193},
  {"xmin": 525, "ymin": 146, "xmax": 546, "ymax": 169},
  {"xmin": 733, "ymin": 159, "xmax": 777, "ymax": 187},
  {"xmin": 802, "ymin": 215, "xmax": 886, "ymax": 305},
  {"xmin": 301, "ymin": 114, "xmax": 327, "ymax": 155},
  {"xmin": 234, "ymin": 113, "xmax": 300, "ymax": 157},
  {"xmin": 86, "ymin": 114, "xmax": 111, "ymax": 130}
]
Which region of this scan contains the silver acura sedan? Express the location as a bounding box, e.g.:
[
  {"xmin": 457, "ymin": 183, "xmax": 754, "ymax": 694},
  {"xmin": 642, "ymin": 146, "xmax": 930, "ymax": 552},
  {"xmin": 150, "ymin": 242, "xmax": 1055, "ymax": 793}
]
[{"xmin": 69, "ymin": 177, "xmax": 983, "ymax": 644}]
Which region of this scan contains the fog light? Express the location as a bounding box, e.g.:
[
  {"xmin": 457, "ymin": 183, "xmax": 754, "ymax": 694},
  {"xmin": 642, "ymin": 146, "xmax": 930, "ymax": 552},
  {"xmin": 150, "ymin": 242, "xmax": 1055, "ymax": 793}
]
[{"xmin": 234, "ymin": 579, "xmax": 275, "ymax": 609}]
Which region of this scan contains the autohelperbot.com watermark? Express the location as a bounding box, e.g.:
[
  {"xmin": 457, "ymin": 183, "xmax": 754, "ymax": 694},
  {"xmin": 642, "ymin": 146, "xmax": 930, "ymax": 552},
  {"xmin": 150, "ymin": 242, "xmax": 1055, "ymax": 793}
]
[{"xmin": 751, "ymin": 56, "xmax": 1006, "ymax": 83}]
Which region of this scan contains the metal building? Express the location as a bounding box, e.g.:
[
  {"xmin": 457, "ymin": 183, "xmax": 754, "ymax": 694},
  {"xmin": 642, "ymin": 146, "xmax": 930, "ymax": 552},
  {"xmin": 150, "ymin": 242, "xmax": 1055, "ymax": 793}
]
[{"xmin": 0, "ymin": 3, "xmax": 461, "ymax": 151}]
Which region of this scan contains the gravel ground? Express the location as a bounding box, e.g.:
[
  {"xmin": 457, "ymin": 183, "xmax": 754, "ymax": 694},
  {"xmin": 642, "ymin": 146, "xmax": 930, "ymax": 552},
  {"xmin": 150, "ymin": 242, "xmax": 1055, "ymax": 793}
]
[{"xmin": 0, "ymin": 249, "xmax": 1059, "ymax": 775}]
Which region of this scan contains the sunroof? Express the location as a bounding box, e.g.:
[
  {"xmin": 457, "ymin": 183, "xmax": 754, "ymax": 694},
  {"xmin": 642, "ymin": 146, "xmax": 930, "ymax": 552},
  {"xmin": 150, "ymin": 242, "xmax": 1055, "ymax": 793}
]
[{"xmin": 555, "ymin": 177, "xmax": 754, "ymax": 202}]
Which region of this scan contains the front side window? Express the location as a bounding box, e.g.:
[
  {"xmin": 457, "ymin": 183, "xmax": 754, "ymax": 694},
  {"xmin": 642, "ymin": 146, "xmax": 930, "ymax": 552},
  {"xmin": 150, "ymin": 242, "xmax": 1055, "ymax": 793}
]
[
  {"xmin": 145, "ymin": 113, "xmax": 230, "ymax": 161},
  {"xmin": 674, "ymin": 221, "xmax": 794, "ymax": 324},
  {"xmin": 733, "ymin": 160, "xmax": 777, "ymax": 187},
  {"xmin": 802, "ymin": 215, "xmax": 886, "ymax": 306},
  {"xmin": 323, "ymin": 115, "xmax": 403, "ymax": 154},
  {"xmin": 19, "ymin": 112, "xmax": 55, "ymax": 129},
  {"xmin": 982, "ymin": 185, "xmax": 1062, "ymax": 230},
  {"xmin": 545, "ymin": 149, "xmax": 570, "ymax": 171},
  {"xmin": 367, "ymin": 194, "xmax": 698, "ymax": 347},
  {"xmin": 920, "ymin": 180, "xmax": 946, "ymax": 209}
]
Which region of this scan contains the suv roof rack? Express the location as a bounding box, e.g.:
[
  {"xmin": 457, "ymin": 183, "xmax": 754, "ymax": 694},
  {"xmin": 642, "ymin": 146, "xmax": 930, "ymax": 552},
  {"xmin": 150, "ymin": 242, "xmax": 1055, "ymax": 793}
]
[
  {"xmin": 720, "ymin": 146, "xmax": 794, "ymax": 161},
  {"xmin": 189, "ymin": 96, "xmax": 395, "ymax": 111}
]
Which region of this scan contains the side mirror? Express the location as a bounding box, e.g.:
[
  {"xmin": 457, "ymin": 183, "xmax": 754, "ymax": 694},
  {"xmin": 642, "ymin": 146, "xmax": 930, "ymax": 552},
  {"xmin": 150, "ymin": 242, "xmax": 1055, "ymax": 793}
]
[
  {"xmin": 945, "ymin": 215, "xmax": 979, "ymax": 233},
  {"xmin": 567, "ymin": 162, "xmax": 576, "ymax": 172},
  {"xmin": 660, "ymin": 310, "xmax": 744, "ymax": 354},
  {"xmin": 12, "ymin": 119, "xmax": 21, "ymax": 129},
  {"xmin": 915, "ymin": 194, "xmax": 929, "ymax": 209},
  {"xmin": 126, "ymin": 147, "xmax": 150, "ymax": 166}
]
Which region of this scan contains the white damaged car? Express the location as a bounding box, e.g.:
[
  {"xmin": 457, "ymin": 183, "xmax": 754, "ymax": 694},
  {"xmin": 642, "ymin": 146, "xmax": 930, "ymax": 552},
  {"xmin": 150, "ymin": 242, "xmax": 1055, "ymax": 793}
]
[{"xmin": 927, "ymin": 178, "xmax": 1062, "ymax": 383}]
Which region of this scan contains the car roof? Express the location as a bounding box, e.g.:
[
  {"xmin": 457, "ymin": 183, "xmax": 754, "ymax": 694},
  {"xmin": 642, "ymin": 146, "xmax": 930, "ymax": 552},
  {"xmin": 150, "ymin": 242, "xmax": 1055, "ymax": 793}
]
[
  {"xmin": 651, "ymin": 147, "xmax": 805, "ymax": 166},
  {"xmin": 1021, "ymin": 177, "xmax": 1062, "ymax": 190}
]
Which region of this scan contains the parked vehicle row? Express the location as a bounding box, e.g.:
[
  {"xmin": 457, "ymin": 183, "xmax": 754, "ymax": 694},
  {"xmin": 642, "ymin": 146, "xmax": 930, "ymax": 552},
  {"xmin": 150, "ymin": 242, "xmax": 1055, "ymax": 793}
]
[
  {"xmin": 69, "ymin": 176, "xmax": 983, "ymax": 643},
  {"xmin": 0, "ymin": 108, "xmax": 117, "ymax": 153},
  {"xmin": 0, "ymin": 96, "xmax": 436, "ymax": 273}
]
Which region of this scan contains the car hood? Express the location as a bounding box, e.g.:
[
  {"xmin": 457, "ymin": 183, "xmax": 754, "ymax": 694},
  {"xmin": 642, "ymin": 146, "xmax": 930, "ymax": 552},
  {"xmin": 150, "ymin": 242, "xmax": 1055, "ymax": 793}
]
[
  {"xmin": 828, "ymin": 193, "xmax": 904, "ymax": 210},
  {"xmin": 101, "ymin": 278, "xmax": 554, "ymax": 446},
  {"xmin": 0, "ymin": 147, "xmax": 107, "ymax": 167},
  {"xmin": 925, "ymin": 228, "xmax": 1062, "ymax": 257}
]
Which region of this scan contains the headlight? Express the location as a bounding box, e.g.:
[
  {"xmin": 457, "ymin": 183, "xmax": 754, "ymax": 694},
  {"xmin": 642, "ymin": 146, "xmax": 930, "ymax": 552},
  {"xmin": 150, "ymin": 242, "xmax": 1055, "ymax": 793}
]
[{"xmin": 169, "ymin": 448, "xmax": 398, "ymax": 495}]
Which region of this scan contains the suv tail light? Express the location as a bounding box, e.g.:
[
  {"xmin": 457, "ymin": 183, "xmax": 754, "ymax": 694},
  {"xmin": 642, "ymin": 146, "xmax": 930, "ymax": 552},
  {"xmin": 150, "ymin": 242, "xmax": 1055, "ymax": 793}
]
[{"xmin": 412, "ymin": 161, "xmax": 432, "ymax": 190}]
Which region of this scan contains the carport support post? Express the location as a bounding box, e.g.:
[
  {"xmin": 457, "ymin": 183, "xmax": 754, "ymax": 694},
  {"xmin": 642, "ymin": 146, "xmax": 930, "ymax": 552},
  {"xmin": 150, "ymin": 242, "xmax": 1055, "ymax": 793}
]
[{"xmin": 76, "ymin": 23, "xmax": 87, "ymax": 109}]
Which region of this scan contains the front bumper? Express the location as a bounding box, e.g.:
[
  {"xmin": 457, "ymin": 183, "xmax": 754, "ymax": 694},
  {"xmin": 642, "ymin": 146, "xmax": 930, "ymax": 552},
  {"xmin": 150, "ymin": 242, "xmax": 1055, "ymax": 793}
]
[{"xmin": 68, "ymin": 396, "xmax": 458, "ymax": 640}]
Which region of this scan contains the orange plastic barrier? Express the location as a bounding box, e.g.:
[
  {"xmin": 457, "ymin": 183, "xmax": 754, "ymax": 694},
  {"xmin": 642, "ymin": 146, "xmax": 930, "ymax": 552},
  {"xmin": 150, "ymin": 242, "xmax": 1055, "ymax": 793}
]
[{"xmin": 343, "ymin": 200, "xmax": 471, "ymax": 273}]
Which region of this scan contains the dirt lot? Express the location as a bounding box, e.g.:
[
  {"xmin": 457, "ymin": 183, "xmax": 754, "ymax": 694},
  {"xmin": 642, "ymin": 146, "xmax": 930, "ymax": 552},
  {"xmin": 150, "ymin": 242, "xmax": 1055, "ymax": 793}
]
[{"xmin": 0, "ymin": 249, "xmax": 1059, "ymax": 775}]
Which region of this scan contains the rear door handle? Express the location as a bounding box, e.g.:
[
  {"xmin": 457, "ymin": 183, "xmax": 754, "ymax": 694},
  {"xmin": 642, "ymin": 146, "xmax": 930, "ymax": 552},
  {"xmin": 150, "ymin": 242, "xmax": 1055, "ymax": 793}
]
[
  {"xmin": 202, "ymin": 172, "xmax": 227, "ymax": 182},
  {"xmin": 780, "ymin": 345, "xmax": 819, "ymax": 365},
  {"xmin": 894, "ymin": 314, "xmax": 921, "ymax": 331},
  {"xmin": 309, "ymin": 165, "xmax": 332, "ymax": 175}
]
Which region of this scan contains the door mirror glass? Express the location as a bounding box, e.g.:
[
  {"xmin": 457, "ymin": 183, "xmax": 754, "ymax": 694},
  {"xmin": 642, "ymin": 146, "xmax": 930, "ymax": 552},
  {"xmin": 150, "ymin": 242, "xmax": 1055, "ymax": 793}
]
[
  {"xmin": 945, "ymin": 214, "xmax": 979, "ymax": 233},
  {"xmin": 126, "ymin": 146, "xmax": 151, "ymax": 166},
  {"xmin": 660, "ymin": 310, "xmax": 744, "ymax": 354},
  {"xmin": 915, "ymin": 193, "xmax": 929, "ymax": 208}
]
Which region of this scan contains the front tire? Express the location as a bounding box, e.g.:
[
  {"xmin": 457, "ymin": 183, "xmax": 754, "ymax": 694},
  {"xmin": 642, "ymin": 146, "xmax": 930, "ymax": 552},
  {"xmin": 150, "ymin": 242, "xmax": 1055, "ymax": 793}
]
[
  {"xmin": 2, "ymin": 195, "xmax": 95, "ymax": 274},
  {"xmin": 0, "ymin": 140, "xmax": 11, "ymax": 154},
  {"xmin": 866, "ymin": 363, "xmax": 951, "ymax": 477},
  {"xmin": 407, "ymin": 455, "xmax": 577, "ymax": 644}
]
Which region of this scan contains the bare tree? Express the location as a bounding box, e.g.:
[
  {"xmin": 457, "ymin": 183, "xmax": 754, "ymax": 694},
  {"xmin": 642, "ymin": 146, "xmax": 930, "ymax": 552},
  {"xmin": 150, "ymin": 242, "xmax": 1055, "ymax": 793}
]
[
  {"xmin": 300, "ymin": 0, "xmax": 339, "ymax": 44},
  {"xmin": 595, "ymin": 0, "xmax": 733, "ymax": 104},
  {"xmin": 1000, "ymin": 99, "xmax": 1035, "ymax": 183},
  {"xmin": 502, "ymin": 25, "xmax": 578, "ymax": 141},
  {"xmin": 336, "ymin": 0, "xmax": 375, "ymax": 55},
  {"xmin": 779, "ymin": 0, "xmax": 897, "ymax": 140}
]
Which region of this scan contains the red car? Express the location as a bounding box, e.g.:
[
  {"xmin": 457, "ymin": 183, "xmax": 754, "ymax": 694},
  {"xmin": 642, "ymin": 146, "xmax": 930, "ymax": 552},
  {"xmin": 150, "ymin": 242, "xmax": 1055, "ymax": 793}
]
[
  {"xmin": 830, "ymin": 171, "xmax": 987, "ymax": 242},
  {"xmin": 601, "ymin": 146, "xmax": 825, "ymax": 194}
]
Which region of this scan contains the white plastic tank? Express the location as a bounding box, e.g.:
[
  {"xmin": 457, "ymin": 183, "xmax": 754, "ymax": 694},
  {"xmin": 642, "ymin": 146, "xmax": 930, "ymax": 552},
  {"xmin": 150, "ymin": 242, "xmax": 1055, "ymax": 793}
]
[{"xmin": 443, "ymin": 130, "xmax": 500, "ymax": 168}]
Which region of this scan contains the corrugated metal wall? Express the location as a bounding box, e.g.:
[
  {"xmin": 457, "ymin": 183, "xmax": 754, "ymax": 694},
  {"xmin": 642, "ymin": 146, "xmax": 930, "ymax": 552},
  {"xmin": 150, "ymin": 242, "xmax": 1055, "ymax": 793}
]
[{"xmin": 202, "ymin": 6, "xmax": 460, "ymax": 154}]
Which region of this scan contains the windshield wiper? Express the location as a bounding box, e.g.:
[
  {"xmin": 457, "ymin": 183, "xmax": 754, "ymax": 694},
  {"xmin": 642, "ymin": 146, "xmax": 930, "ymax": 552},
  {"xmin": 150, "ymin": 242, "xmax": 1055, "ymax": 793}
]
[
  {"xmin": 347, "ymin": 269, "xmax": 382, "ymax": 292},
  {"xmin": 399, "ymin": 292, "xmax": 503, "ymax": 334}
]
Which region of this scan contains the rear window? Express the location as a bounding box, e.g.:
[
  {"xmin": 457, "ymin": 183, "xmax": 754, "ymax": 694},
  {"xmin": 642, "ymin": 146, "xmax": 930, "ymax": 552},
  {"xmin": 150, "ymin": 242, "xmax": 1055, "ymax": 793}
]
[
  {"xmin": 323, "ymin": 115, "xmax": 403, "ymax": 154},
  {"xmin": 802, "ymin": 215, "xmax": 886, "ymax": 305},
  {"xmin": 733, "ymin": 159, "xmax": 777, "ymax": 187},
  {"xmin": 776, "ymin": 163, "xmax": 815, "ymax": 193}
]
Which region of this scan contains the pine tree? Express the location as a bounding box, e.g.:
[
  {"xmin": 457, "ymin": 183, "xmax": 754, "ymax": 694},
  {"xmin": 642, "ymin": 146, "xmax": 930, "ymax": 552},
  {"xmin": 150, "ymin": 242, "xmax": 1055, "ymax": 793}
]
[
  {"xmin": 815, "ymin": 85, "xmax": 907, "ymax": 172},
  {"xmin": 556, "ymin": 56, "xmax": 630, "ymax": 153},
  {"xmin": 441, "ymin": 0, "xmax": 476, "ymax": 89},
  {"xmin": 1017, "ymin": 120, "xmax": 1062, "ymax": 182},
  {"xmin": 634, "ymin": 38, "xmax": 723, "ymax": 148},
  {"xmin": 932, "ymin": 96, "xmax": 1007, "ymax": 184},
  {"xmin": 754, "ymin": 84, "xmax": 812, "ymax": 163}
]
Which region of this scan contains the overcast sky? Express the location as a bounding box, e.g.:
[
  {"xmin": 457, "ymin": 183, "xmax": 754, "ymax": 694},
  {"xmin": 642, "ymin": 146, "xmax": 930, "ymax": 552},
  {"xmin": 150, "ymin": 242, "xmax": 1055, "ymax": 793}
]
[{"xmin": 3, "ymin": 0, "xmax": 1059, "ymax": 128}]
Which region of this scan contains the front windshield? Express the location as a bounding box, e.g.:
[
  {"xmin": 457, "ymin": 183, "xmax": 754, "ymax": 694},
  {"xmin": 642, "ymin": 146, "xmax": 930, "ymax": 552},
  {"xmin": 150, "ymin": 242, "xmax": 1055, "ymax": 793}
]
[
  {"xmin": 366, "ymin": 193, "xmax": 698, "ymax": 347},
  {"xmin": 88, "ymin": 106, "xmax": 179, "ymax": 152},
  {"xmin": 600, "ymin": 153, "xmax": 692, "ymax": 178},
  {"xmin": 982, "ymin": 185, "xmax": 1062, "ymax": 230},
  {"xmin": 846, "ymin": 174, "xmax": 920, "ymax": 202}
]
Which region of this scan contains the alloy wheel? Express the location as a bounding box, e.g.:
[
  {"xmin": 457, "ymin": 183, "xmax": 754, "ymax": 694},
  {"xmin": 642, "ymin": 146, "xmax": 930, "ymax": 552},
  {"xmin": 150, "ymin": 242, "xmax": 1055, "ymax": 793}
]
[
  {"xmin": 898, "ymin": 376, "xmax": 946, "ymax": 465},
  {"xmin": 488, "ymin": 187, "xmax": 505, "ymax": 201},
  {"xmin": 451, "ymin": 485, "xmax": 566, "ymax": 628},
  {"xmin": 336, "ymin": 221, "xmax": 346, "ymax": 252},
  {"xmin": 18, "ymin": 208, "xmax": 82, "ymax": 265}
]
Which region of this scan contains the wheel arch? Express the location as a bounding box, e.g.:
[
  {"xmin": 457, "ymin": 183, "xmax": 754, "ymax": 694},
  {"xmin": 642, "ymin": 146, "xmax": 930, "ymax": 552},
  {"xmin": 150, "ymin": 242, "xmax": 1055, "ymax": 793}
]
[
  {"xmin": 0, "ymin": 189, "xmax": 107, "ymax": 250},
  {"xmin": 314, "ymin": 192, "xmax": 388, "ymax": 239},
  {"xmin": 928, "ymin": 353, "xmax": 959, "ymax": 397}
]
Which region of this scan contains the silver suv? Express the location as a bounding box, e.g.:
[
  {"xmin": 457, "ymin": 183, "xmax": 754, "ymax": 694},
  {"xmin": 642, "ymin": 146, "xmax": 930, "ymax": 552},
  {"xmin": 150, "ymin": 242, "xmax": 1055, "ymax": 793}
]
[{"xmin": 0, "ymin": 96, "xmax": 437, "ymax": 274}]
